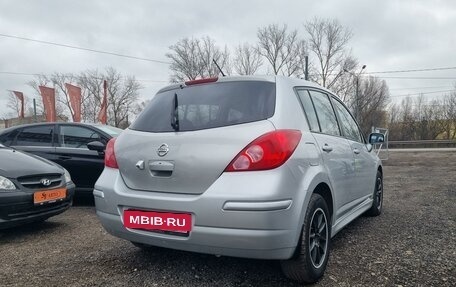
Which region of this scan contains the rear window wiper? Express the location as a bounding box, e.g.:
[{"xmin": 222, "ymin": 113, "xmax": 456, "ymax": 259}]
[{"xmin": 171, "ymin": 93, "xmax": 180, "ymax": 131}]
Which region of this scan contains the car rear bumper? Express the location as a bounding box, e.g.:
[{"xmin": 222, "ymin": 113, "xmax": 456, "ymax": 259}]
[
  {"xmin": 94, "ymin": 167, "xmax": 311, "ymax": 260},
  {"xmin": 97, "ymin": 209, "xmax": 296, "ymax": 259},
  {"xmin": 0, "ymin": 183, "xmax": 75, "ymax": 229}
]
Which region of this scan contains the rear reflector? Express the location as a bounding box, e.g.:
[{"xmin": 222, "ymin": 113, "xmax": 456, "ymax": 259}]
[
  {"xmin": 225, "ymin": 130, "xmax": 302, "ymax": 172},
  {"xmin": 185, "ymin": 77, "xmax": 218, "ymax": 86},
  {"xmin": 104, "ymin": 138, "xmax": 118, "ymax": 169}
]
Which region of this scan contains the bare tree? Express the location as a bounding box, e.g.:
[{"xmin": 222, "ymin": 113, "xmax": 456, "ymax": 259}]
[
  {"xmin": 304, "ymin": 18, "xmax": 355, "ymax": 90},
  {"xmin": 387, "ymin": 103, "xmax": 402, "ymax": 140},
  {"xmin": 197, "ymin": 37, "xmax": 231, "ymax": 77},
  {"xmin": 387, "ymin": 95, "xmax": 449, "ymax": 141},
  {"xmin": 442, "ymin": 90, "xmax": 456, "ymax": 139},
  {"xmin": 166, "ymin": 38, "xmax": 200, "ymax": 82},
  {"xmin": 331, "ymin": 56, "xmax": 358, "ymax": 102},
  {"xmin": 355, "ymin": 76, "xmax": 390, "ymax": 136},
  {"xmin": 233, "ymin": 43, "xmax": 263, "ymax": 75},
  {"xmin": 6, "ymin": 92, "xmax": 29, "ymax": 118},
  {"xmin": 105, "ymin": 67, "xmax": 142, "ymax": 127},
  {"xmin": 166, "ymin": 36, "xmax": 230, "ymax": 82},
  {"xmin": 78, "ymin": 69, "xmax": 105, "ymax": 122},
  {"xmin": 401, "ymin": 97, "xmax": 417, "ymax": 140},
  {"xmin": 420, "ymin": 99, "xmax": 445, "ymax": 140},
  {"xmin": 256, "ymin": 24, "xmax": 306, "ymax": 76},
  {"xmin": 27, "ymin": 68, "xmax": 142, "ymax": 126}
]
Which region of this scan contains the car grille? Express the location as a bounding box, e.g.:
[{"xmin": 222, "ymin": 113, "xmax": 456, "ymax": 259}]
[
  {"xmin": 17, "ymin": 173, "xmax": 62, "ymax": 189},
  {"xmin": 1, "ymin": 201, "xmax": 71, "ymax": 220}
]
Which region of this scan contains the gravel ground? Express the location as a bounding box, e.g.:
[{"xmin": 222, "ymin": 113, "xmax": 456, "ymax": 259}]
[{"xmin": 1, "ymin": 151, "xmax": 455, "ymax": 287}]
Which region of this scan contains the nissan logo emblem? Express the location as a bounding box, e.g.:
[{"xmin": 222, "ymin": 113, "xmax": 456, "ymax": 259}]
[
  {"xmin": 157, "ymin": 143, "xmax": 170, "ymax": 157},
  {"xmin": 40, "ymin": 178, "xmax": 51, "ymax": 186}
]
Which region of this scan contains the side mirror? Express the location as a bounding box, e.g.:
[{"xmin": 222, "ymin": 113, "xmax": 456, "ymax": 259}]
[
  {"xmin": 368, "ymin": 133, "xmax": 385, "ymax": 144},
  {"xmin": 87, "ymin": 141, "xmax": 106, "ymax": 153}
]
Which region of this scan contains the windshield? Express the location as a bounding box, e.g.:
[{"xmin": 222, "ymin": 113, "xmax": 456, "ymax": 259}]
[{"xmin": 131, "ymin": 81, "xmax": 276, "ymax": 132}]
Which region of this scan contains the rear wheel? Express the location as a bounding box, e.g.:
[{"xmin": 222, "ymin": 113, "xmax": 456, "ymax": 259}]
[
  {"xmin": 366, "ymin": 170, "xmax": 383, "ymax": 216},
  {"xmin": 281, "ymin": 193, "xmax": 331, "ymax": 283}
]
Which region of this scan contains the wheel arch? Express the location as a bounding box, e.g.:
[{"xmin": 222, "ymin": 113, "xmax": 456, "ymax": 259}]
[
  {"xmin": 377, "ymin": 165, "xmax": 383, "ymax": 175},
  {"xmin": 312, "ymin": 182, "xmax": 333, "ymax": 220},
  {"xmin": 292, "ymin": 173, "xmax": 335, "ymax": 247}
]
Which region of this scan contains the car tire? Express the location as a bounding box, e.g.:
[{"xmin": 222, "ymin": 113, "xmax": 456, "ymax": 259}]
[
  {"xmin": 280, "ymin": 193, "xmax": 331, "ymax": 283},
  {"xmin": 366, "ymin": 170, "xmax": 383, "ymax": 216}
]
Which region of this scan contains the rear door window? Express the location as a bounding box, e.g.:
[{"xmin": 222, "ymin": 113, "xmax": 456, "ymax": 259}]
[
  {"xmin": 59, "ymin": 126, "xmax": 102, "ymax": 148},
  {"xmin": 15, "ymin": 125, "xmax": 54, "ymax": 146},
  {"xmin": 331, "ymin": 98, "xmax": 364, "ymax": 143},
  {"xmin": 309, "ymin": 90, "xmax": 340, "ymax": 136},
  {"xmin": 131, "ymin": 81, "xmax": 276, "ymax": 132}
]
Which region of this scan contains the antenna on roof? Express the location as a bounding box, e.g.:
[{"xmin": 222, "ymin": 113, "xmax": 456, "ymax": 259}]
[{"xmin": 212, "ymin": 59, "xmax": 226, "ymax": 77}]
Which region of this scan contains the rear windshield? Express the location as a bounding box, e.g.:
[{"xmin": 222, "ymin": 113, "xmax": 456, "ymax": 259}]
[{"xmin": 131, "ymin": 81, "xmax": 276, "ymax": 132}]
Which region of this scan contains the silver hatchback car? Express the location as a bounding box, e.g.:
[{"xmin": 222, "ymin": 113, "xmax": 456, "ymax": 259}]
[{"xmin": 94, "ymin": 75, "xmax": 384, "ymax": 283}]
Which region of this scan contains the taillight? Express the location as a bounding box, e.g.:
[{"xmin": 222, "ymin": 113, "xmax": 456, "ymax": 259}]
[
  {"xmin": 185, "ymin": 77, "xmax": 218, "ymax": 86},
  {"xmin": 104, "ymin": 138, "xmax": 118, "ymax": 169},
  {"xmin": 225, "ymin": 130, "xmax": 302, "ymax": 172}
]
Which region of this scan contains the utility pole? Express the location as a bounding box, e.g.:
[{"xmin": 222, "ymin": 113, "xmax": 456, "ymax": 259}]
[
  {"xmin": 304, "ymin": 55, "xmax": 309, "ymax": 80},
  {"xmin": 33, "ymin": 98, "xmax": 37, "ymax": 122},
  {"xmin": 345, "ymin": 65, "xmax": 366, "ymax": 123},
  {"xmin": 356, "ymin": 76, "xmax": 360, "ymax": 123}
]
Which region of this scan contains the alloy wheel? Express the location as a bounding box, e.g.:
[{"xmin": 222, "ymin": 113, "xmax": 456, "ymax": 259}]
[{"xmin": 309, "ymin": 207, "xmax": 328, "ymax": 268}]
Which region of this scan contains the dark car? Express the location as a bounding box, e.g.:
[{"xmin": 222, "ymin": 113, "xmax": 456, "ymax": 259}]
[
  {"xmin": 0, "ymin": 123, "xmax": 122, "ymax": 194},
  {"xmin": 0, "ymin": 143, "xmax": 75, "ymax": 229}
]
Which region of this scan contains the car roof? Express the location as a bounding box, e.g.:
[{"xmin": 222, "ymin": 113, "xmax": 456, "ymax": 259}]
[
  {"xmin": 156, "ymin": 75, "xmax": 329, "ymax": 94},
  {"xmin": 0, "ymin": 122, "xmax": 118, "ymax": 136}
]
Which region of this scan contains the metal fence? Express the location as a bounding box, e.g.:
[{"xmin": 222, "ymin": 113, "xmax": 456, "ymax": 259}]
[{"xmin": 388, "ymin": 140, "xmax": 456, "ymax": 148}]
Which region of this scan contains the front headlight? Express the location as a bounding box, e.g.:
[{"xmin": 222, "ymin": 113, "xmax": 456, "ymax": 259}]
[
  {"xmin": 0, "ymin": 175, "xmax": 16, "ymax": 191},
  {"xmin": 63, "ymin": 169, "xmax": 72, "ymax": 183}
]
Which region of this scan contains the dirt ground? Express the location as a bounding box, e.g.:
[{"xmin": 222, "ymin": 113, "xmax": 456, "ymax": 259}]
[{"xmin": 1, "ymin": 151, "xmax": 455, "ymax": 287}]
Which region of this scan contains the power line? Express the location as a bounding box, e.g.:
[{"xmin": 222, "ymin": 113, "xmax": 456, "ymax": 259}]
[
  {"xmin": 374, "ymin": 76, "xmax": 456, "ymax": 80},
  {"xmin": 390, "ymin": 89, "xmax": 454, "ymax": 98},
  {"xmin": 0, "ymin": 71, "xmax": 168, "ymax": 83},
  {"xmin": 389, "ymin": 85, "xmax": 453, "ymax": 91},
  {"xmin": 0, "ymin": 71, "xmax": 40, "ymax": 76},
  {"xmin": 367, "ymin": 66, "xmax": 456, "ymax": 74},
  {"xmin": 1, "ymin": 32, "xmax": 456, "ymax": 75},
  {"xmin": 0, "ymin": 33, "xmax": 171, "ymax": 64}
]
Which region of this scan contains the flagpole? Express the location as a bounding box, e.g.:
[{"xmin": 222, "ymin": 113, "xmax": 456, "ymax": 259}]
[
  {"xmin": 103, "ymin": 80, "xmax": 107, "ymax": 125},
  {"xmin": 33, "ymin": 98, "xmax": 37, "ymax": 122}
]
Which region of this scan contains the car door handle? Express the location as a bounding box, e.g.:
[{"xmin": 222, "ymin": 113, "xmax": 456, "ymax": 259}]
[
  {"xmin": 322, "ymin": 144, "xmax": 333, "ymax": 153},
  {"xmin": 58, "ymin": 156, "xmax": 71, "ymax": 160},
  {"xmin": 353, "ymin": 148, "xmax": 360, "ymax": 154}
]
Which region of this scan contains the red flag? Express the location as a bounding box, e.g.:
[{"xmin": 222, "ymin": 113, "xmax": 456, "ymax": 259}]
[
  {"xmin": 97, "ymin": 80, "xmax": 108, "ymax": 124},
  {"xmin": 39, "ymin": 86, "xmax": 56, "ymax": 122},
  {"xmin": 65, "ymin": 83, "xmax": 82, "ymax": 122},
  {"xmin": 12, "ymin": 91, "xmax": 25, "ymax": 118}
]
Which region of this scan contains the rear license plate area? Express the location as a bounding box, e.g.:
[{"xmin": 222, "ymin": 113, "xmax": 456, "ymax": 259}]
[{"xmin": 123, "ymin": 210, "xmax": 192, "ymax": 234}]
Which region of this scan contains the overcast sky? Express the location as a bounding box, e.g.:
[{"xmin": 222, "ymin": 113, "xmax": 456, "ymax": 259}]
[{"xmin": 1, "ymin": 0, "xmax": 455, "ymax": 118}]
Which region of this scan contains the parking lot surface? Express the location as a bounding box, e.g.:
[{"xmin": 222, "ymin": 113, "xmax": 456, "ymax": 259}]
[{"xmin": 1, "ymin": 151, "xmax": 455, "ymax": 287}]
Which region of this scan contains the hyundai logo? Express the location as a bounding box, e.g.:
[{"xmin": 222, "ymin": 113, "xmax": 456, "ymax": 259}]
[
  {"xmin": 157, "ymin": 144, "xmax": 170, "ymax": 157},
  {"xmin": 40, "ymin": 178, "xmax": 51, "ymax": 186}
]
